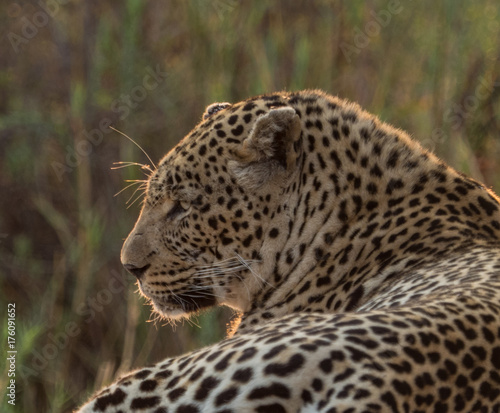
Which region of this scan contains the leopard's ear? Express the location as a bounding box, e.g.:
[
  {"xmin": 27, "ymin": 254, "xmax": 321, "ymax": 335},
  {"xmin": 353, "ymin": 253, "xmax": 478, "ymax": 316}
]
[
  {"xmin": 235, "ymin": 107, "xmax": 301, "ymax": 170},
  {"xmin": 230, "ymin": 108, "xmax": 302, "ymax": 188},
  {"xmin": 203, "ymin": 102, "xmax": 231, "ymax": 120}
]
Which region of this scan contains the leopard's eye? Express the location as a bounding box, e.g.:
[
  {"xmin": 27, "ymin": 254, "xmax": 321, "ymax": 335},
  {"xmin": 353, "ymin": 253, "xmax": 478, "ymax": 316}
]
[{"xmin": 166, "ymin": 201, "xmax": 189, "ymax": 220}]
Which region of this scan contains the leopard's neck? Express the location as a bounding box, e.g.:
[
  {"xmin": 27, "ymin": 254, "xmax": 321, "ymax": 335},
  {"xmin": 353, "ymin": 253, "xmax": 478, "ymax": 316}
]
[{"xmin": 236, "ymin": 95, "xmax": 500, "ymax": 332}]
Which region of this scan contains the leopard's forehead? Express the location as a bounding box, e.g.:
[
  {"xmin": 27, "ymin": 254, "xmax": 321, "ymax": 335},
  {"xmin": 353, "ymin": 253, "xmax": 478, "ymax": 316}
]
[
  {"xmin": 147, "ymin": 93, "xmax": 297, "ymax": 202},
  {"xmin": 164, "ymin": 93, "xmax": 293, "ymax": 164}
]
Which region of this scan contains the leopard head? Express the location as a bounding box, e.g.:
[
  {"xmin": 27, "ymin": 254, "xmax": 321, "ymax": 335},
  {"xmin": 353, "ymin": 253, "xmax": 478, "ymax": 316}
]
[{"xmin": 121, "ymin": 97, "xmax": 302, "ymax": 319}]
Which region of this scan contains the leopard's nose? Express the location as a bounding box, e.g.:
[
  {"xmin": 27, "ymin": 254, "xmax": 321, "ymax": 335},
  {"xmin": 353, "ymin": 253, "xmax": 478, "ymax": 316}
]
[{"xmin": 123, "ymin": 263, "xmax": 150, "ymax": 280}]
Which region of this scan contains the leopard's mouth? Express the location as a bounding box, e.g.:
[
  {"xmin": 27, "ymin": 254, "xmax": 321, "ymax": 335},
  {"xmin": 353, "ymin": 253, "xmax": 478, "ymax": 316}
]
[{"xmin": 139, "ymin": 283, "xmax": 217, "ymax": 319}]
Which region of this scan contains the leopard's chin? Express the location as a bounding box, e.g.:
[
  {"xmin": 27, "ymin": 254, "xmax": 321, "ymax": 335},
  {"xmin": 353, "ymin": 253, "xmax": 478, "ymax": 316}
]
[{"xmin": 151, "ymin": 298, "xmax": 190, "ymax": 320}]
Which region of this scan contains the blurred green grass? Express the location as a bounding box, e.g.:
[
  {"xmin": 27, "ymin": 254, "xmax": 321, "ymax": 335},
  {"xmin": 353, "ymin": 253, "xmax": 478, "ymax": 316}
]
[{"xmin": 0, "ymin": 1, "xmax": 499, "ymax": 411}]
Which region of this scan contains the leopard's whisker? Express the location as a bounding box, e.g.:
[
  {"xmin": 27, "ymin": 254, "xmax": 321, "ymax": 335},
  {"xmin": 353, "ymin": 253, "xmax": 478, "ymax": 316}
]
[
  {"xmin": 236, "ymin": 253, "xmax": 273, "ymax": 289},
  {"xmin": 195, "ymin": 258, "xmax": 261, "ymax": 270},
  {"xmin": 194, "ymin": 256, "xmax": 242, "ymax": 268},
  {"xmin": 126, "ymin": 191, "xmax": 147, "ymax": 209},
  {"xmin": 112, "ymin": 161, "xmax": 155, "ymax": 175},
  {"xmin": 110, "ymin": 127, "xmax": 157, "ymax": 170},
  {"xmin": 125, "ymin": 183, "xmax": 147, "ymax": 205},
  {"xmin": 114, "ymin": 181, "xmax": 147, "ymax": 198},
  {"xmin": 179, "ymin": 292, "xmax": 221, "ymax": 300},
  {"xmin": 193, "ymin": 263, "xmax": 249, "ymax": 273},
  {"xmin": 192, "ymin": 266, "xmax": 250, "ymax": 277},
  {"xmin": 193, "ymin": 264, "xmax": 248, "ymax": 274},
  {"xmin": 184, "ymin": 316, "xmax": 201, "ymax": 329},
  {"xmin": 124, "ymin": 179, "xmax": 148, "ymax": 183}
]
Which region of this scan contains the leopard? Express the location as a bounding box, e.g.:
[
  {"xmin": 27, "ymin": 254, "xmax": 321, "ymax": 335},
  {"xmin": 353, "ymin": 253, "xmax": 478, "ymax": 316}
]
[{"xmin": 78, "ymin": 90, "xmax": 500, "ymax": 413}]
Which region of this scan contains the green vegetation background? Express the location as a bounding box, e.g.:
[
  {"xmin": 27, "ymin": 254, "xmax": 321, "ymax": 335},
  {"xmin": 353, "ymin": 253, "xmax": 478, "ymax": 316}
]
[{"xmin": 1, "ymin": 1, "xmax": 499, "ymax": 411}]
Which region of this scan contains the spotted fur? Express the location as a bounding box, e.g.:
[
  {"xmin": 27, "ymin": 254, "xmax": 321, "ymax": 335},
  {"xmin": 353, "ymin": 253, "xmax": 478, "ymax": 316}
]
[{"xmin": 78, "ymin": 90, "xmax": 500, "ymax": 413}]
